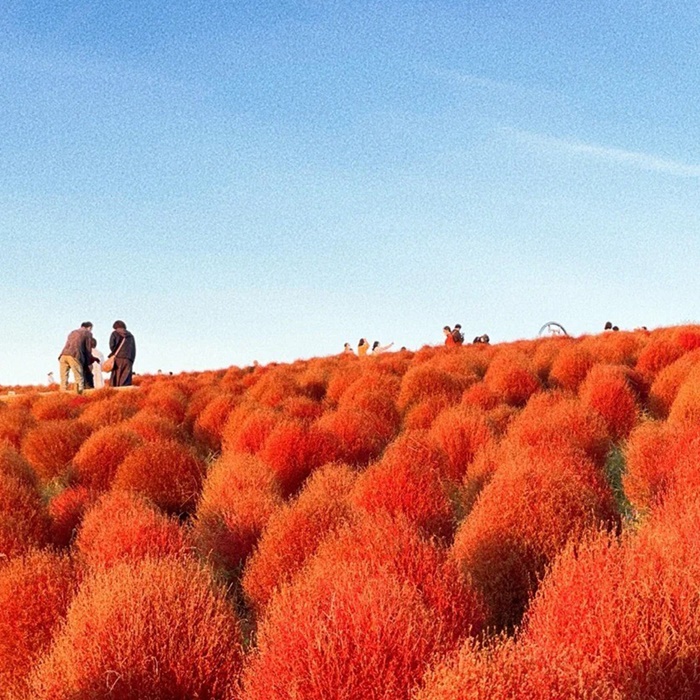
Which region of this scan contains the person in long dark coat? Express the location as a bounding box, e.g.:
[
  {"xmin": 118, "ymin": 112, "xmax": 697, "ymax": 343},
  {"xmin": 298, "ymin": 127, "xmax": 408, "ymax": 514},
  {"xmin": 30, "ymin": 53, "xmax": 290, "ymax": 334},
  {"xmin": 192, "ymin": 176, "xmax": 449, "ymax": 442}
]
[{"xmin": 108, "ymin": 320, "xmax": 136, "ymax": 387}]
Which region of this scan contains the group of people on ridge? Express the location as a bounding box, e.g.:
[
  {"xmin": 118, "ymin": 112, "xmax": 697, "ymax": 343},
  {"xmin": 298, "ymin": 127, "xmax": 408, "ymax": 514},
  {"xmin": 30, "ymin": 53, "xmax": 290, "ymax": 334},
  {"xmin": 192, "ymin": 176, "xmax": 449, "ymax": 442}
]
[
  {"xmin": 344, "ymin": 339, "xmax": 395, "ymax": 356},
  {"xmin": 57, "ymin": 320, "xmax": 136, "ymax": 394}
]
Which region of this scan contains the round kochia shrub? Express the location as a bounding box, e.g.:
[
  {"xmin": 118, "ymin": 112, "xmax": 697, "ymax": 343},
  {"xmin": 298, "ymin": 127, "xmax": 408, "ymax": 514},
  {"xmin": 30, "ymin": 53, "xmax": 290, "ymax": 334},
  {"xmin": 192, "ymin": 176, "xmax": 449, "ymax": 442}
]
[
  {"xmin": 0, "ymin": 471, "xmax": 51, "ymax": 559},
  {"xmin": 21, "ymin": 419, "xmax": 92, "ymax": 482},
  {"xmin": 113, "ymin": 439, "xmax": 205, "ymax": 514},
  {"xmin": 48, "ymin": 485, "xmax": 98, "ymax": 547},
  {"xmin": 350, "ymin": 431, "xmax": 455, "ymax": 540},
  {"xmin": 0, "ymin": 549, "xmax": 76, "ymax": 699},
  {"xmin": 242, "ymin": 462, "xmax": 356, "ymax": 616},
  {"xmin": 31, "ymin": 557, "xmax": 244, "ymax": 700},
  {"xmin": 482, "ymin": 350, "xmax": 541, "ymax": 407},
  {"xmin": 578, "ymin": 364, "xmax": 639, "ymax": 441},
  {"xmin": 193, "ymin": 452, "xmax": 283, "ymax": 573},
  {"xmin": 0, "ymin": 406, "xmax": 36, "ymax": 450},
  {"xmin": 451, "ymin": 441, "xmax": 617, "ymax": 631},
  {"xmin": 242, "ymin": 513, "xmax": 484, "ymax": 700},
  {"xmin": 75, "ymin": 490, "xmax": 189, "ymax": 570},
  {"xmin": 258, "ymin": 419, "xmax": 338, "ymax": 496},
  {"xmin": 72, "ymin": 424, "xmax": 143, "ymax": 491}
]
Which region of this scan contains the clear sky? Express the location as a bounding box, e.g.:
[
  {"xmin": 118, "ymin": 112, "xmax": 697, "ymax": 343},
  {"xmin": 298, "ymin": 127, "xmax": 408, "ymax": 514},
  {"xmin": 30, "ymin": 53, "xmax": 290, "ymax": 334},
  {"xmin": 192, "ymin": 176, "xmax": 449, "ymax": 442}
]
[{"xmin": 1, "ymin": 1, "xmax": 699, "ymax": 385}]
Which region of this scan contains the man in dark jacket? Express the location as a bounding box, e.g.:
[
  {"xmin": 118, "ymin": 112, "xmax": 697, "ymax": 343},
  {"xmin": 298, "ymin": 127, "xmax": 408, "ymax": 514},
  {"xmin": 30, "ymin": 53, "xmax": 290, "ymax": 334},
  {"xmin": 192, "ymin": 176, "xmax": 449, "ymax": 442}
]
[
  {"xmin": 108, "ymin": 320, "xmax": 137, "ymax": 387},
  {"xmin": 58, "ymin": 321, "xmax": 93, "ymax": 393}
]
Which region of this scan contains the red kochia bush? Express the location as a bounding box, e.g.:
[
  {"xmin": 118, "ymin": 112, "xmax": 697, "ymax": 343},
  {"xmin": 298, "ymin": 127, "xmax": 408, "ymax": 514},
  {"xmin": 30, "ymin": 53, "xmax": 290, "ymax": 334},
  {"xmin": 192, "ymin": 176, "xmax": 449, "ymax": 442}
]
[
  {"xmin": 21, "ymin": 419, "xmax": 93, "ymax": 482},
  {"xmin": 141, "ymin": 383, "xmax": 188, "ymax": 423},
  {"xmin": 451, "ymin": 442, "xmax": 617, "ymax": 631},
  {"xmin": 397, "ymin": 364, "xmax": 467, "ymax": 412},
  {"xmin": 623, "ymin": 420, "xmax": 700, "ymax": 513},
  {"xmin": 315, "ymin": 406, "xmax": 395, "ymax": 467},
  {"xmin": 483, "ymin": 350, "xmax": 541, "ymax": 407},
  {"xmin": 48, "ymin": 485, "xmax": 98, "ymax": 547},
  {"xmin": 72, "ymin": 424, "xmax": 143, "ymax": 491},
  {"xmin": 75, "ymin": 490, "xmax": 189, "ymax": 570},
  {"xmin": 506, "ymin": 391, "xmax": 611, "ymax": 467},
  {"xmin": 78, "ymin": 391, "xmax": 140, "ymax": 428},
  {"xmin": 0, "ymin": 549, "xmax": 76, "ymax": 699},
  {"xmin": 648, "ymin": 349, "xmax": 700, "ymax": 419},
  {"xmin": 31, "ymin": 557, "xmax": 244, "ymax": 700},
  {"xmin": 31, "ymin": 392, "xmax": 83, "ymax": 420},
  {"xmin": 242, "ymin": 462, "xmax": 356, "ymax": 616},
  {"xmin": 429, "ymin": 405, "xmax": 494, "ymax": 482},
  {"xmin": 258, "ymin": 419, "xmax": 338, "ymax": 496},
  {"xmin": 193, "ymin": 453, "xmax": 283, "ymax": 573},
  {"xmin": 124, "ymin": 408, "xmax": 183, "ymax": 443},
  {"xmin": 635, "ymin": 334, "xmax": 687, "ymax": 379},
  {"xmin": 221, "ymin": 404, "xmax": 281, "ymax": 455},
  {"xmin": 578, "ymin": 364, "xmax": 639, "ymax": 441},
  {"xmin": 667, "ymin": 363, "xmax": 700, "ymax": 428},
  {"xmin": 113, "ymin": 439, "xmax": 205, "ymax": 514},
  {"xmin": 0, "ymin": 444, "xmax": 37, "ymax": 488},
  {"xmin": 503, "ymin": 495, "xmax": 700, "ymax": 699},
  {"xmin": 0, "ymin": 406, "xmax": 36, "ymax": 450},
  {"xmin": 350, "ymin": 431, "xmax": 455, "ymax": 540},
  {"xmin": 548, "ymin": 343, "xmax": 595, "ymax": 392},
  {"xmin": 242, "ymin": 513, "xmax": 484, "ymax": 700},
  {"xmin": 193, "ymin": 392, "xmax": 241, "ymax": 453},
  {"xmin": 0, "ymin": 471, "xmax": 51, "ymax": 559}
]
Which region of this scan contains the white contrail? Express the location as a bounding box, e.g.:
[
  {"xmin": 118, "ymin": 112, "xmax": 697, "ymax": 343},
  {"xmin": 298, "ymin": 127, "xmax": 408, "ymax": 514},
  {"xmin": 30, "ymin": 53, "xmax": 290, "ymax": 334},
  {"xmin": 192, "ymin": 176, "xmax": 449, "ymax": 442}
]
[{"xmin": 506, "ymin": 128, "xmax": 700, "ymax": 177}]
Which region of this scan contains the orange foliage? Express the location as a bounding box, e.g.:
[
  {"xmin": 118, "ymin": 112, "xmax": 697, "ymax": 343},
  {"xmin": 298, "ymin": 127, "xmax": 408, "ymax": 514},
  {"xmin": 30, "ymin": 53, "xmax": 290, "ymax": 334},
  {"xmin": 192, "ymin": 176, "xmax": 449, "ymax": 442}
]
[
  {"xmin": 113, "ymin": 439, "xmax": 204, "ymax": 514},
  {"xmin": 578, "ymin": 364, "xmax": 639, "ymax": 441},
  {"xmin": 124, "ymin": 408, "xmax": 183, "ymax": 442},
  {"xmin": 635, "ymin": 334, "xmax": 686, "ymax": 379},
  {"xmin": 429, "ymin": 405, "xmax": 494, "ymax": 481},
  {"xmin": 0, "ymin": 444, "xmax": 37, "ymax": 488},
  {"xmin": 548, "ymin": 343, "xmax": 595, "ymax": 392},
  {"xmin": 667, "ymin": 363, "xmax": 700, "ymax": 428},
  {"xmin": 483, "ymin": 350, "xmax": 541, "ymax": 407},
  {"xmin": 31, "ymin": 392, "xmax": 84, "ymax": 420},
  {"xmin": 75, "ymin": 490, "xmax": 188, "ymax": 570},
  {"xmin": 0, "ymin": 471, "xmax": 51, "ymax": 559},
  {"xmin": 141, "ymin": 382, "xmax": 188, "ymax": 423},
  {"xmin": 258, "ymin": 419, "xmax": 338, "ymax": 496},
  {"xmin": 78, "ymin": 391, "xmax": 140, "ymax": 428},
  {"xmin": 72, "ymin": 424, "xmax": 143, "ymax": 491},
  {"xmin": 48, "ymin": 485, "xmax": 98, "ymax": 547},
  {"xmin": 242, "ymin": 513, "xmax": 484, "ymax": 700},
  {"xmin": 221, "ymin": 404, "xmax": 280, "ymax": 454},
  {"xmin": 451, "ymin": 442, "xmax": 617, "ymax": 631},
  {"xmin": 461, "ymin": 382, "xmax": 501, "ymax": 410},
  {"xmin": 506, "ymin": 391, "xmax": 611, "ymax": 467},
  {"xmin": 31, "ymin": 557, "xmax": 244, "ymax": 700},
  {"xmin": 397, "ymin": 364, "xmax": 467, "ymax": 412},
  {"xmin": 0, "ymin": 405, "xmax": 36, "ymax": 450},
  {"xmin": 193, "ymin": 453, "xmax": 283, "ymax": 573},
  {"xmin": 403, "ymin": 395, "xmax": 453, "ymax": 430},
  {"xmin": 242, "ymin": 462, "xmax": 356, "ymax": 616},
  {"xmin": 0, "ymin": 549, "xmax": 76, "ymax": 698},
  {"xmin": 350, "ymin": 431, "xmax": 455, "ymax": 539},
  {"xmin": 21, "ymin": 419, "xmax": 93, "ymax": 482},
  {"xmin": 193, "ymin": 392, "xmax": 241, "ymax": 453},
  {"xmin": 648, "ymin": 349, "xmax": 700, "ymax": 419},
  {"xmin": 315, "ymin": 406, "xmax": 396, "ymax": 466}
]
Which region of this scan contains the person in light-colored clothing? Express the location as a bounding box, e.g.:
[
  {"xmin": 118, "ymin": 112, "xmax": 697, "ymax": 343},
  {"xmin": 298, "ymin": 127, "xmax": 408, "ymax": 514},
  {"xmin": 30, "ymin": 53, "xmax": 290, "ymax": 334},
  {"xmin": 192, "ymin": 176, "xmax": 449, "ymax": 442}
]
[{"xmin": 90, "ymin": 338, "xmax": 105, "ymax": 389}]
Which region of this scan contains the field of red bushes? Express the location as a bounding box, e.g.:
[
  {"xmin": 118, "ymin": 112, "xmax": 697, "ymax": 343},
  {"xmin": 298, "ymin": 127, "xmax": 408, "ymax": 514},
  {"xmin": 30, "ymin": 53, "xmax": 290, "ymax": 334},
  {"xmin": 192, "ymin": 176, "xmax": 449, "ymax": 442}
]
[{"xmin": 3, "ymin": 325, "xmax": 700, "ymax": 698}]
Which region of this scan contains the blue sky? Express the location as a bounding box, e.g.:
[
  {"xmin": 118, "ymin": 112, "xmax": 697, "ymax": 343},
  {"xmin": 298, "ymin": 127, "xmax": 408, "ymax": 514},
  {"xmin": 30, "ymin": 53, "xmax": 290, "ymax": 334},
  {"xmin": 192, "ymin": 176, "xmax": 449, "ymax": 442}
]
[{"xmin": 1, "ymin": 1, "xmax": 699, "ymax": 385}]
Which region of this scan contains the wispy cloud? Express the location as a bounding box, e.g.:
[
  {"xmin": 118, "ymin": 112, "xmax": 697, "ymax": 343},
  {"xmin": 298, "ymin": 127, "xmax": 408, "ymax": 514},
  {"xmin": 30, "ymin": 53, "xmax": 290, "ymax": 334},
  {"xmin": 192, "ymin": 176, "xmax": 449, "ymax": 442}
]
[
  {"xmin": 506, "ymin": 128, "xmax": 700, "ymax": 178},
  {"xmin": 437, "ymin": 69, "xmax": 563, "ymax": 102}
]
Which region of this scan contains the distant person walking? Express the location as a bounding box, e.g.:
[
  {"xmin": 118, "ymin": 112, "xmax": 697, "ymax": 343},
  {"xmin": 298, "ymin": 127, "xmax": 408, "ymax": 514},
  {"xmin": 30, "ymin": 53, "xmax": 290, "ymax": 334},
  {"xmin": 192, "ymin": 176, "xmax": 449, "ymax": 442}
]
[
  {"xmin": 452, "ymin": 324, "xmax": 465, "ymax": 345},
  {"xmin": 90, "ymin": 338, "xmax": 106, "ymax": 389},
  {"xmin": 108, "ymin": 320, "xmax": 136, "ymax": 387},
  {"xmin": 358, "ymin": 338, "xmax": 370, "ymax": 357},
  {"xmin": 58, "ymin": 321, "xmax": 94, "ymax": 393},
  {"xmin": 371, "ymin": 340, "xmax": 394, "ymax": 354},
  {"xmin": 343, "ymin": 342, "xmax": 355, "ymax": 355},
  {"xmin": 443, "ymin": 326, "xmax": 456, "ymax": 347}
]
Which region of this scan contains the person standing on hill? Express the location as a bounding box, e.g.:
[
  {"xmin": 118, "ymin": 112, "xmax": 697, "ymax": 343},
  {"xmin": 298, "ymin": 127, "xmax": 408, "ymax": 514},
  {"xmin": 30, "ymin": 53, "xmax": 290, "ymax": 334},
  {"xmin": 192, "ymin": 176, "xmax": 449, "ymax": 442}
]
[
  {"xmin": 452, "ymin": 324, "xmax": 465, "ymax": 345},
  {"xmin": 108, "ymin": 320, "xmax": 136, "ymax": 387},
  {"xmin": 58, "ymin": 321, "xmax": 94, "ymax": 393},
  {"xmin": 371, "ymin": 340, "xmax": 394, "ymax": 354},
  {"xmin": 358, "ymin": 338, "xmax": 370, "ymax": 357},
  {"xmin": 444, "ymin": 326, "xmax": 456, "ymax": 347}
]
